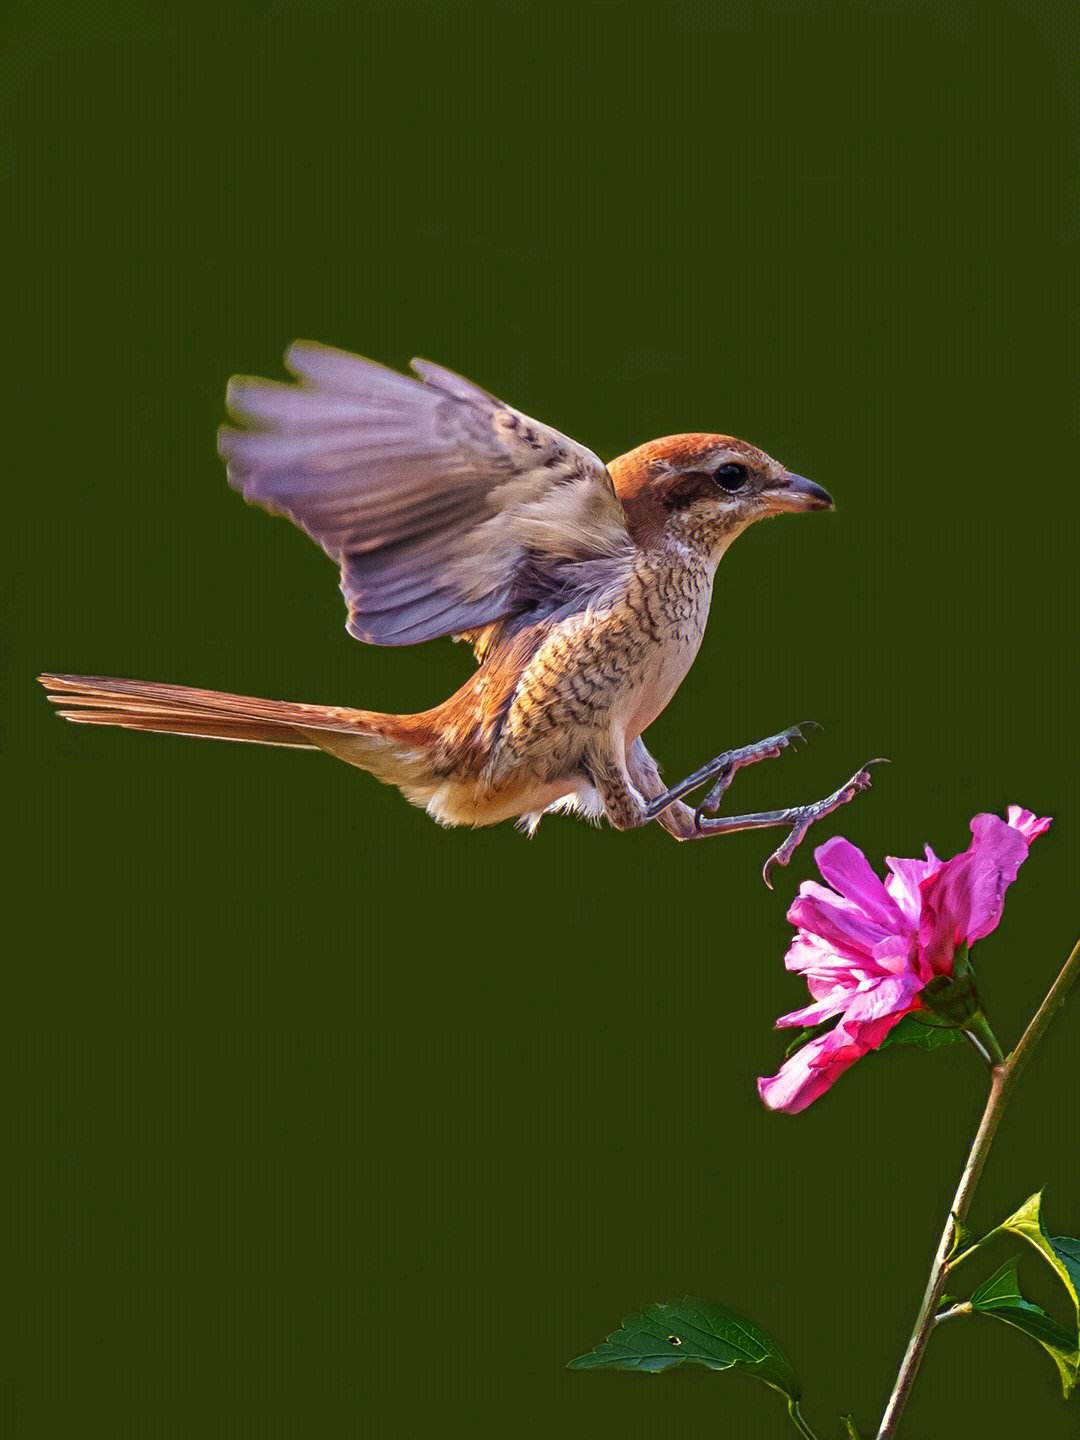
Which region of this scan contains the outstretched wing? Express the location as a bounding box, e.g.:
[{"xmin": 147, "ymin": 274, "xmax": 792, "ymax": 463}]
[{"xmin": 219, "ymin": 342, "xmax": 632, "ymax": 646}]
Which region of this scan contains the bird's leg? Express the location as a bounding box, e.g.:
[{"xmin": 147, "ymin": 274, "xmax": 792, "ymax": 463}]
[
  {"xmin": 592, "ymin": 742, "xmax": 882, "ymax": 884},
  {"xmin": 684, "ymin": 762, "xmax": 884, "ymax": 887},
  {"xmin": 642, "ymin": 721, "xmax": 819, "ymax": 823}
]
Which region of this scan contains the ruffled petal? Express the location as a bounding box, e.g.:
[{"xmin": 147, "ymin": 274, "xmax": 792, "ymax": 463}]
[
  {"xmin": 884, "ymin": 850, "xmax": 942, "ymax": 922},
  {"xmin": 758, "ymin": 1000, "xmax": 909, "ymax": 1114},
  {"xmin": 788, "ymin": 879, "xmax": 874, "ymax": 924},
  {"xmin": 788, "ymin": 890, "xmax": 893, "ymax": 965},
  {"xmin": 842, "ymin": 972, "xmax": 923, "ymax": 1024},
  {"xmin": 918, "ymin": 813, "xmax": 1032, "ymax": 974},
  {"xmin": 1006, "ymin": 806, "xmax": 1052, "ymax": 843},
  {"xmin": 870, "ymin": 933, "xmax": 920, "ymax": 978},
  {"xmin": 774, "ymin": 987, "xmax": 853, "ymax": 1029},
  {"xmin": 784, "ymin": 930, "xmax": 840, "ymax": 974},
  {"xmin": 814, "ymin": 836, "xmax": 906, "ymax": 929},
  {"xmin": 806, "ymin": 967, "xmax": 865, "ymax": 999},
  {"xmin": 757, "ymin": 1029, "xmax": 853, "ymax": 1114}
]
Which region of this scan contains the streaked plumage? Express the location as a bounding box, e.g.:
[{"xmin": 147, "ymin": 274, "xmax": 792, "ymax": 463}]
[{"xmin": 40, "ymin": 340, "xmax": 875, "ymax": 874}]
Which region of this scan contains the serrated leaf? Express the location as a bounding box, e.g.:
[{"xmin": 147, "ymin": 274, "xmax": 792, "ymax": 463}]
[
  {"xmin": 970, "ymin": 1259, "xmax": 1079, "ymax": 1397},
  {"xmin": 568, "ymin": 1296, "xmax": 800, "ymax": 1399},
  {"xmin": 878, "ymin": 1014, "xmax": 966, "ymax": 1052}
]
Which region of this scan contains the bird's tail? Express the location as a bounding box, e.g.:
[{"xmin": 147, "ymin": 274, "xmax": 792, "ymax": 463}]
[{"xmin": 37, "ymin": 672, "xmax": 432, "ymax": 787}]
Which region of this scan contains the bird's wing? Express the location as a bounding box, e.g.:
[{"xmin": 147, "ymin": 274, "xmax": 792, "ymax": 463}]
[{"xmin": 219, "ymin": 342, "xmax": 633, "ymax": 646}]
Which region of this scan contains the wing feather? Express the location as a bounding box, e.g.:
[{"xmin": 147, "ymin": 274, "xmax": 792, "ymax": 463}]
[{"xmin": 219, "ymin": 341, "xmax": 631, "ymax": 646}]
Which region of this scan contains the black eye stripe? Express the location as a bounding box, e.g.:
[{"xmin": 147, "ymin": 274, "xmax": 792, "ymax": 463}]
[{"xmin": 664, "ymin": 463, "xmax": 749, "ymax": 511}]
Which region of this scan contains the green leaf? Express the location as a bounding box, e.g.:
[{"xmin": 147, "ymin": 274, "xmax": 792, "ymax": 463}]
[
  {"xmin": 878, "ymin": 1014, "xmax": 966, "ymax": 1052},
  {"xmin": 998, "ymin": 1194, "xmax": 1080, "ymax": 1338},
  {"xmin": 1049, "ymin": 1234, "xmax": 1080, "ymax": 1305},
  {"xmin": 841, "ymin": 1415, "xmax": 864, "ymax": 1438},
  {"xmin": 568, "ymin": 1296, "xmax": 800, "ymax": 1399},
  {"xmin": 971, "ymin": 1259, "xmax": 1032, "ymax": 1308},
  {"xmin": 970, "ymin": 1258, "xmax": 1079, "ymax": 1397},
  {"xmin": 974, "ymin": 1194, "xmax": 1080, "ymax": 1395},
  {"xmin": 947, "ymin": 1214, "xmax": 977, "ymax": 1261}
]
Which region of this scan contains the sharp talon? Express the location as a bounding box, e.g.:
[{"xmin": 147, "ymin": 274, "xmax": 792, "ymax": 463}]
[
  {"xmin": 848, "ymin": 759, "xmax": 889, "ymax": 793},
  {"xmin": 790, "ymin": 720, "xmax": 821, "ymax": 738},
  {"xmin": 783, "ymin": 720, "xmax": 821, "ymax": 754},
  {"xmin": 758, "ymin": 753, "xmax": 881, "ymax": 885}
]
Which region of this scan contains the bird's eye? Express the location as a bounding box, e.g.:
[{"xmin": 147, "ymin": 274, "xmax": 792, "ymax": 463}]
[{"xmin": 713, "ymin": 462, "xmax": 749, "ymax": 491}]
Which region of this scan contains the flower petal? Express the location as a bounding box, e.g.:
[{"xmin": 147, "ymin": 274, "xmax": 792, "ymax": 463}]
[
  {"xmin": 757, "ymin": 1005, "xmax": 900, "ymax": 1113},
  {"xmin": 758, "ymin": 1030, "xmax": 850, "ymax": 1114},
  {"xmin": 805, "ymin": 968, "xmax": 864, "ymax": 999},
  {"xmin": 784, "ymin": 930, "xmax": 840, "ymax": 974},
  {"xmin": 843, "ymin": 972, "xmax": 923, "ymax": 1024},
  {"xmin": 871, "ymin": 933, "xmax": 921, "ymax": 978},
  {"xmin": 884, "ymin": 849, "xmax": 942, "ymax": 923},
  {"xmin": 918, "ymin": 812, "xmax": 1033, "ymax": 974},
  {"xmin": 1006, "ymin": 806, "xmax": 1052, "ymax": 843},
  {"xmin": 759, "ymin": 971, "xmax": 922, "ymax": 1113},
  {"xmin": 774, "ymin": 988, "xmax": 852, "ymax": 1029},
  {"xmin": 788, "ymin": 890, "xmax": 893, "ymax": 964},
  {"xmin": 814, "ymin": 836, "xmax": 906, "ymax": 929}
]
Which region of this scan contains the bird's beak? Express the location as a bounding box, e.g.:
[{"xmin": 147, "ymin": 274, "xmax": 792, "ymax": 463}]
[{"xmin": 764, "ymin": 471, "xmax": 835, "ymax": 513}]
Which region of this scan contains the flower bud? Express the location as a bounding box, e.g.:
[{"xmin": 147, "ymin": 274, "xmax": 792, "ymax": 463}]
[{"xmin": 919, "ymin": 973, "xmax": 980, "ymax": 1028}]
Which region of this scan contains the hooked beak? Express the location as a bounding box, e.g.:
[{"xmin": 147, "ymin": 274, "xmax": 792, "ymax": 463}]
[{"xmin": 764, "ymin": 471, "xmax": 834, "ymax": 513}]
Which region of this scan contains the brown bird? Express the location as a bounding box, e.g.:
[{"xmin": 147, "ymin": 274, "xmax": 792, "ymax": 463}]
[{"xmin": 39, "ymin": 341, "xmax": 878, "ymax": 883}]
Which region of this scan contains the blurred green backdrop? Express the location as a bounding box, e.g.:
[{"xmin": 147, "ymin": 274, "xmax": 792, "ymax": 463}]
[{"xmin": 5, "ymin": 0, "xmax": 1079, "ymax": 1435}]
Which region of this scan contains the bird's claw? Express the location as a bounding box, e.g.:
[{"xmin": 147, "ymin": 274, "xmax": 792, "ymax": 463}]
[
  {"xmin": 693, "ymin": 721, "xmax": 822, "ymax": 824},
  {"xmin": 761, "ymin": 759, "xmax": 887, "ymax": 889}
]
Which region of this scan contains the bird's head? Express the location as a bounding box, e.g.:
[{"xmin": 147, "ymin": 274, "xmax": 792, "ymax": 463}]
[{"xmin": 609, "ymin": 433, "xmax": 833, "ymax": 556}]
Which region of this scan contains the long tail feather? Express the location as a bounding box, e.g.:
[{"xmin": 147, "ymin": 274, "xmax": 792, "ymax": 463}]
[{"xmin": 37, "ymin": 672, "xmax": 386, "ymax": 749}]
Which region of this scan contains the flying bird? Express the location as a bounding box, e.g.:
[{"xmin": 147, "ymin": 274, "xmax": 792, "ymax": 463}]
[{"xmin": 39, "ymin": 341, "xmax": 878, "ymax": 883}]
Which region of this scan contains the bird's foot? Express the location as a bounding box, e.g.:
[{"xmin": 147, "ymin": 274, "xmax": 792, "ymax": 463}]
[
  {"xmin": 759, "ymin": 760, "xmax": 887, "ymax": 889},
  {"xmin": 694, "ymin": 721, "xmax": 821, "ymax": 820},
  {"xmin": 643, "ymin": 721, "xmax": 820, "ymax": 821},
  {"xmin": 686, "ymin": 758, "xmax": 886, "ymax": 885}
]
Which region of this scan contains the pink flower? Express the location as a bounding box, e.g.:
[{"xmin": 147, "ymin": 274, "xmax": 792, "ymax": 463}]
[{"xmin": 757, "ymin": 805, "xmax": 1051, "ymax": 1114}]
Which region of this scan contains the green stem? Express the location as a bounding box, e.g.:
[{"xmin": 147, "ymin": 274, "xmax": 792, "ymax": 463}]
[
  {"xmin": 787, "ymin": 1397, "xmax": 824, "ymax": 1440},
  {"xmin": 875, "ymin": 936, "xmax": 1080, "ymax": 1439},
  {"xmin": 932, "ymin": 1301, "xmax": 973, "ymax": 1326},
  {"xmin": 963, "ymin": 1011, "xmax": 1005, "ymax": 1066}
]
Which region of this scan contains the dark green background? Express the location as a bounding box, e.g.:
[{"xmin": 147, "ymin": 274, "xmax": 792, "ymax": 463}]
[{"xmin": 6, "ymin": 1, "xmax": 1079, "ymax": 1435}]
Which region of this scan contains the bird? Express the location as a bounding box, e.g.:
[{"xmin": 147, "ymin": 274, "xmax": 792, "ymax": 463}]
[{"xmin": 39, "ymin": 340, "xmax": 879, "ymax": 884}]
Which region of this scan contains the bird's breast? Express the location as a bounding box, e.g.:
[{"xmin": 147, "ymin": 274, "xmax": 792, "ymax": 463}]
[
  {"xmin": 484, "ymin": 553, "xmax": 715, "ymax": 782},
  {"xmin": 615, "ymin": 556, "xmax": 714, "ymax": 740}
]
